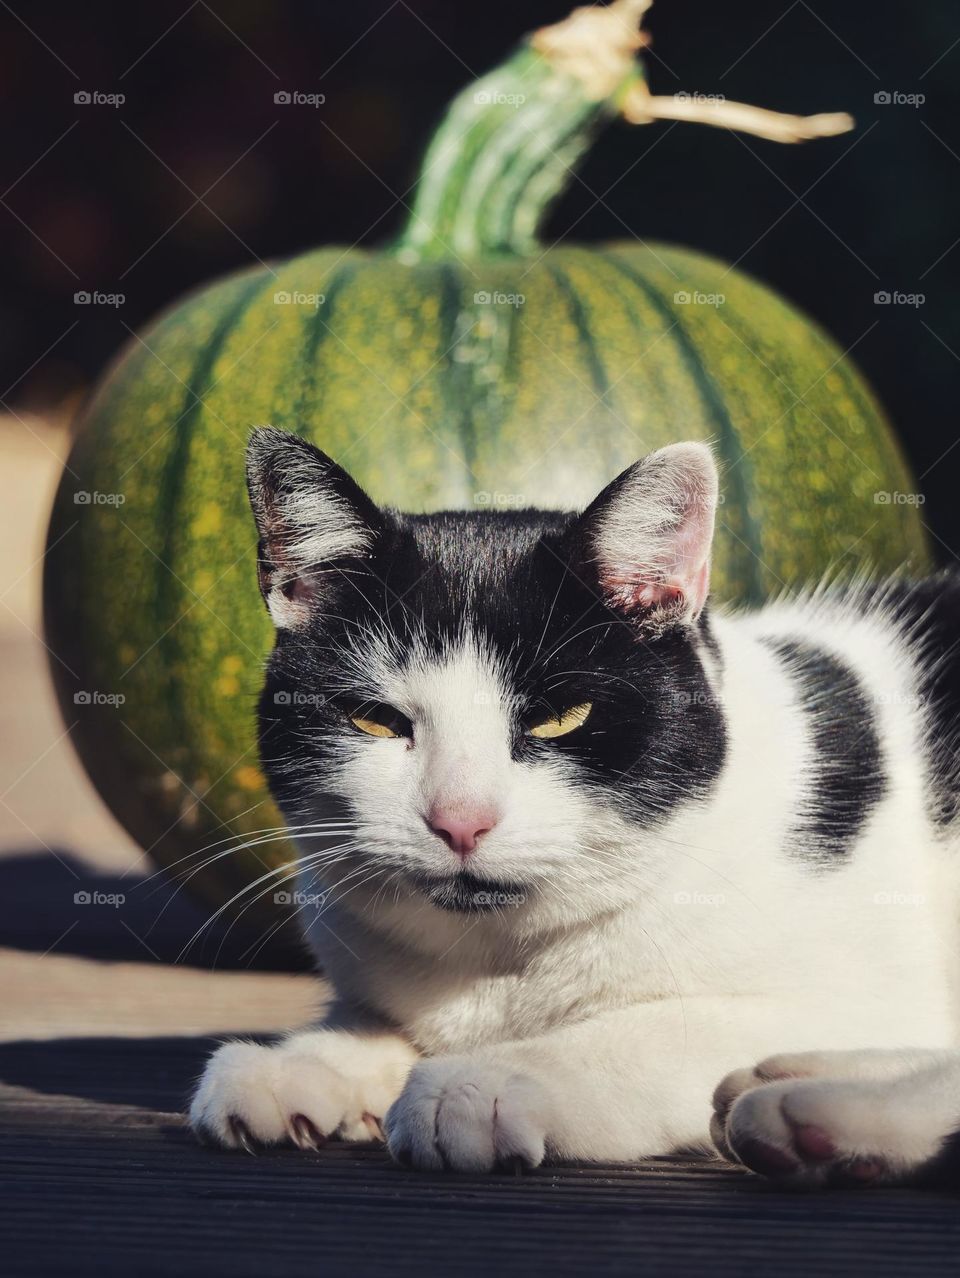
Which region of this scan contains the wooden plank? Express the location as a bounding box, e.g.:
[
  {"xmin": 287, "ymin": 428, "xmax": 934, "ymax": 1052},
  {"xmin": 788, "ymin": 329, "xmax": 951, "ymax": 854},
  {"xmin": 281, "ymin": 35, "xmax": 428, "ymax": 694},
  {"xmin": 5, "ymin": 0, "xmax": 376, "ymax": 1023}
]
[{"xmin": 2, "ymin": 1034, "xmax": 960, "ymax": 1278}]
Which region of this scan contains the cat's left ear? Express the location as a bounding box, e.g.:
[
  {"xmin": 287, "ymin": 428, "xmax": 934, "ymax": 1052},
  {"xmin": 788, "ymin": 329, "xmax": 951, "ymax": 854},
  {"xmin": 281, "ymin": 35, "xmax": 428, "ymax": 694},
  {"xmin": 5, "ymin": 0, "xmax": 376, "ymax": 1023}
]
[
  {"xmin": 246, "ymin": 427, "xmax": 384, "ymax": 629},
  {"xmin": 573, "ymin": 442, "xmax": 719, "ymax": 632}
]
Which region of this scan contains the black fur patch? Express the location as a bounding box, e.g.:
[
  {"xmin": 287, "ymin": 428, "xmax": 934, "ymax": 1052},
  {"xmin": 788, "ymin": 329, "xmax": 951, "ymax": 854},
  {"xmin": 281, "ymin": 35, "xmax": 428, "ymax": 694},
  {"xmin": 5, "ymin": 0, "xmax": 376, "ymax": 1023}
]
[
  {"xmin": 765, "ymin": 639, "xmax": 886, "ymax": 867},
  {"xmin": 868, "ymin": 573, "xmax": 960, "ymax": 826}
]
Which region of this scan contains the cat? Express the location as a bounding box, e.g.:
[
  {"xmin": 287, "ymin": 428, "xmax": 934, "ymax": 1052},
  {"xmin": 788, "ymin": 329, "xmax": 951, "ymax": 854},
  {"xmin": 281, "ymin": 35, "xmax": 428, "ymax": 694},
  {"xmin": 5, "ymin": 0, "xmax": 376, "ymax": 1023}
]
[{"xmin": 189, "ymin": 426, "xmax": 960, "ymax": 1187}]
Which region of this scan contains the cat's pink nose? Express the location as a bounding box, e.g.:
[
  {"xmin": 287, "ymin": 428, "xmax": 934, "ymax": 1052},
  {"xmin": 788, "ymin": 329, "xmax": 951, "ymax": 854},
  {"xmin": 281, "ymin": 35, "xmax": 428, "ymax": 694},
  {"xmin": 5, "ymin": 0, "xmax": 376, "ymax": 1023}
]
[{"xmin": 426, "ymin": 808, "xmax": 497, "ymax": 858}]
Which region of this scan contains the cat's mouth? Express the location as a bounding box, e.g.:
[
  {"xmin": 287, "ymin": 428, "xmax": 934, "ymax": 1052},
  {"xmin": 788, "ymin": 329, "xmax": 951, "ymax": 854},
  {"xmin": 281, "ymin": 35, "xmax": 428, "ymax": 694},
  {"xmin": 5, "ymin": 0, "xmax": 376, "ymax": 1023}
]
[{"xmin": 409, "ymin": 871, "xmax": 530, "ymax": 914}]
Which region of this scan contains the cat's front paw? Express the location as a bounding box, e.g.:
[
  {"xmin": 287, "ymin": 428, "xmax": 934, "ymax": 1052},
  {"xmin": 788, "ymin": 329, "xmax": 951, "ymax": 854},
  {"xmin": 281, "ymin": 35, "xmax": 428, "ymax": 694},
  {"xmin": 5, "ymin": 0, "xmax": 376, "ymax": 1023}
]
[
  {"xmin": 190, "ymin": 1033, "xmax": 416, "ymax": 1151},
  {"xmin": 384, "ymin": 1058, "xmax": 550, "ymax": 1173}
]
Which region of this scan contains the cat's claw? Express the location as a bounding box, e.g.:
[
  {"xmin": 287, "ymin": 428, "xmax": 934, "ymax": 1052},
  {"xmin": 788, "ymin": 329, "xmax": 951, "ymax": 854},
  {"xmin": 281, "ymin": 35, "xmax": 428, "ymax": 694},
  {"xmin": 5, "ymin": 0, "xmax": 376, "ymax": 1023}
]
[
  {"xmin": 228, "ymin": 1115, "xmax": 256, "ymax": 1155},
  {"xmin": 289, "ymin": 1113, "xmax": 325, "ymax": 1152},
  {"xmin": 384, "ymin": 1058, "xmax": 549, "ymax": 1173},
  {"xmin": 189, "ymin": 1036, "xmax": 414, "ymax": 1152},
  {"xmin": 362, "ymin": 1111, "xmax": 385, "ymax": 1142}
]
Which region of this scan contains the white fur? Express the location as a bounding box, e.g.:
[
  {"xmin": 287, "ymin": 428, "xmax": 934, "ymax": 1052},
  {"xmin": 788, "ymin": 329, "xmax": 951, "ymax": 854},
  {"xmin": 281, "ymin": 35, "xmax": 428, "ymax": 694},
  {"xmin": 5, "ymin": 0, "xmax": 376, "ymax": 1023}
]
[
  {"xmin": 247, "ymin": 429, "xmax": 373, "ymax": 629},
  {"xmin": 264, "ymin": 485, "xmax": 371, "ymax": 629}
]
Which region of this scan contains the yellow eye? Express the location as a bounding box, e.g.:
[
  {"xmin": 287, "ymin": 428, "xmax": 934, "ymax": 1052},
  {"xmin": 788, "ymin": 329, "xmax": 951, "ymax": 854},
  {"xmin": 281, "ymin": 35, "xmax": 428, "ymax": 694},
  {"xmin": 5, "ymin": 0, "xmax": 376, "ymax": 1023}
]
[
  {"xmin": 350, "ymin": 716, "xmax": 400, "ymax": 738},
  {"xmin": 528, "ymin": 701, "xmax": 593, "ymax": 739},
  {"xmin": 347, "ymin": 702, "xmax": 411, "ymax": 738}
]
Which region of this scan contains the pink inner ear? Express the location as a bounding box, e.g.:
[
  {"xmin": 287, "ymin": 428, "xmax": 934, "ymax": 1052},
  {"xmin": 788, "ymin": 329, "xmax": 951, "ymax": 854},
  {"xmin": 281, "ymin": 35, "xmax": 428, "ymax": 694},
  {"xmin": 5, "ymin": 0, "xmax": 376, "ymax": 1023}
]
[
  {"xmin": 605, "ymin": 574, "xmax": 695, "ymax": 617},
  {"xmin": 684, "ymin": 557, "xmax": 711, "ymax": 616},
  {"xmin": 624, "ymin": 580, "xmax": 683, "ymax": 610},
  {"xmin": 285, "ymin": 574, "xmax": 318, "ymax": 604},
  {"xmin": 665, "ymin": 516, "xmax": 712, "ymax": 616},
  {"xmin": 600, "ymin": 471, "xmax": 714, "ymax": 621},
  {"xmin": 268, "ymin": 567, "xmax": 322, "ymax": 628}
]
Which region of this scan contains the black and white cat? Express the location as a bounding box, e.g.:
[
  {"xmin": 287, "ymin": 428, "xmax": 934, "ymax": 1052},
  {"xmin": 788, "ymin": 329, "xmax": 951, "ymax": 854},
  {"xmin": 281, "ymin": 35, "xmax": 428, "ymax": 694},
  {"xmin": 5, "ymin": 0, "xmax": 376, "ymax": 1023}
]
[{"xmin": 190, "ymin": 427, "xmax": 960, "ymax": 1187}]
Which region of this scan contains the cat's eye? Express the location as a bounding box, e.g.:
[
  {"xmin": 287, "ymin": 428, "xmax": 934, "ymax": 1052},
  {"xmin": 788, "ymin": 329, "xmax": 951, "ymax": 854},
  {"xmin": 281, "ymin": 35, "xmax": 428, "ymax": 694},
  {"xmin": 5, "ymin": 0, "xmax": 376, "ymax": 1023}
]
[
  {"xmin": 527, "ymin": 701, "xmax": 593, "ymax": 739},
  {"xmin": 350, "ymin": 715, "xmax": 398, "ymax": 738},
  {"xmin": 348, "ymin": 703, "xmax": 411, "ymax": 739}
]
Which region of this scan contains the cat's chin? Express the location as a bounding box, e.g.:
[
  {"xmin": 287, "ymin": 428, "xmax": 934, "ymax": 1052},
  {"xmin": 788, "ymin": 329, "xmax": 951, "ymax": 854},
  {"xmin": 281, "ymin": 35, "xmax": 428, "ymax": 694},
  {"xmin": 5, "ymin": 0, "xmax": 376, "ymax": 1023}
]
[{"xmin": 408, "ymin": 871, "xmax": 530, "ymax": 915}]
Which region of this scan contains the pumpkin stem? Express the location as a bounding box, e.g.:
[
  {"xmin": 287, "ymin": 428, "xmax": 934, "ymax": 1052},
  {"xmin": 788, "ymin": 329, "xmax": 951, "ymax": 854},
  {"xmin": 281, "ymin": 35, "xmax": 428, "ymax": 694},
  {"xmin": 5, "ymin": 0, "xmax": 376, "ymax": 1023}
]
[
  {"xmin": 623, "ymin": 87, "xmax": 853, "ymax": 143},
  {"xmin": 390, "ymin": 0, "xmax": 853, "ymax": 261}
]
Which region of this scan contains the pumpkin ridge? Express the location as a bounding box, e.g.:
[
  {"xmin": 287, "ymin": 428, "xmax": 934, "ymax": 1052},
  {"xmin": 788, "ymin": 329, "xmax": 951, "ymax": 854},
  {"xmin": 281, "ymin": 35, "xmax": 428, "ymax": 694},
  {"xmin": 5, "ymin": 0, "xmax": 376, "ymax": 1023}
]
[
  {"xmin": 544, "ymin": 260, "xmax": 614, "ymax": 406},
  {"xmin": 439, "ymin": 262, "xmax": 480, "ymax": 488},
  {"xmin": 155, "ymin": 270, "xmax": 277, "ymax": 741},
  {"xmin": 599, "ymin": 246, "xmax": 766, "ymax": 602},
  {"xmin": 291, "ymin": 256, "xmax": 365, "ymax": 433}
]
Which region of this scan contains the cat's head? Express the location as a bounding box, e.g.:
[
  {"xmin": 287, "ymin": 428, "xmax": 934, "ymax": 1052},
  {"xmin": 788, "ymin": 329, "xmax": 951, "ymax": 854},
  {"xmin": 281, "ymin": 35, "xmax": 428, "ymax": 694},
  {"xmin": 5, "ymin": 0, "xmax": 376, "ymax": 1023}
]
[{"xmin": 247, "ymin": 428, "xmax": 725, "ymax": 930}]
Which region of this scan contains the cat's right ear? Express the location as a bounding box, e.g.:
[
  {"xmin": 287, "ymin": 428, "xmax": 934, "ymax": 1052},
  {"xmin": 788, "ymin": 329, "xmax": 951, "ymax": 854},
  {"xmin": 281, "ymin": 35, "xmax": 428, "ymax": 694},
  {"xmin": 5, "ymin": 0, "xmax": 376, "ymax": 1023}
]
[{"xmin": 246, "ymin": 427, "xmax": 383, "ymax": 629}]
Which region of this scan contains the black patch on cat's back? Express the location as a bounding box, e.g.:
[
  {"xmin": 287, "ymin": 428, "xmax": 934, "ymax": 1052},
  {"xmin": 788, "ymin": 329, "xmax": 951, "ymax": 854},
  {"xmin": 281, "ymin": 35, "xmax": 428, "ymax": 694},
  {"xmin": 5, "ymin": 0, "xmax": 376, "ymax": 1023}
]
[
  {"xmin": 872, "ymin": 573, "xmax": 960, "ymax": 825},
  {"xmin": 766, "ymin": 639, "xmax": 887, "ymax": 867}
]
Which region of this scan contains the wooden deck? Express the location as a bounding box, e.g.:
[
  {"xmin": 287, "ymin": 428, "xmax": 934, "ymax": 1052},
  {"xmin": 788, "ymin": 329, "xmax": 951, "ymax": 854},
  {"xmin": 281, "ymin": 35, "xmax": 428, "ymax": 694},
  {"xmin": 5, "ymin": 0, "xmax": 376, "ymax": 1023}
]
[{"xmin": 4, "ymin": 1029, "xmax": 960, "ymax": 1277}]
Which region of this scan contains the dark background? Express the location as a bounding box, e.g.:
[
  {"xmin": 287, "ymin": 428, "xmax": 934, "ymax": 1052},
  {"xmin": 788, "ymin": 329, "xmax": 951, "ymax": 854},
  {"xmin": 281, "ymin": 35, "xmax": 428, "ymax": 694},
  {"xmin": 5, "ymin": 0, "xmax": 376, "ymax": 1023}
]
[{"xmin": 2, "ymin": 0, "xmax": 958, "ymax": 552}]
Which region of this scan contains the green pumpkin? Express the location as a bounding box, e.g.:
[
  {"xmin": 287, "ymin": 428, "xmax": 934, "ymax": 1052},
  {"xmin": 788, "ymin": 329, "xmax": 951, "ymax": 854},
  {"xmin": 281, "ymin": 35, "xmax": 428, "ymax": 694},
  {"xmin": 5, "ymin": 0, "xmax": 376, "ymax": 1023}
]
[{"xmin": 43, "ymin": 1, "xmax": 929, "ymax": 929}]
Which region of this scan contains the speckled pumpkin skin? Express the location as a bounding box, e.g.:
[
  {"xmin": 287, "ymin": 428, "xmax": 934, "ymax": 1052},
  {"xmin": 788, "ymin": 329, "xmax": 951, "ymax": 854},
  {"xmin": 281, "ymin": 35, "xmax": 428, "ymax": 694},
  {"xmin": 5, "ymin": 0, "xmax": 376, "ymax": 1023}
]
[{"xmin": 44, "ymin": 241, "xmax": 929, "ymax": 918}]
